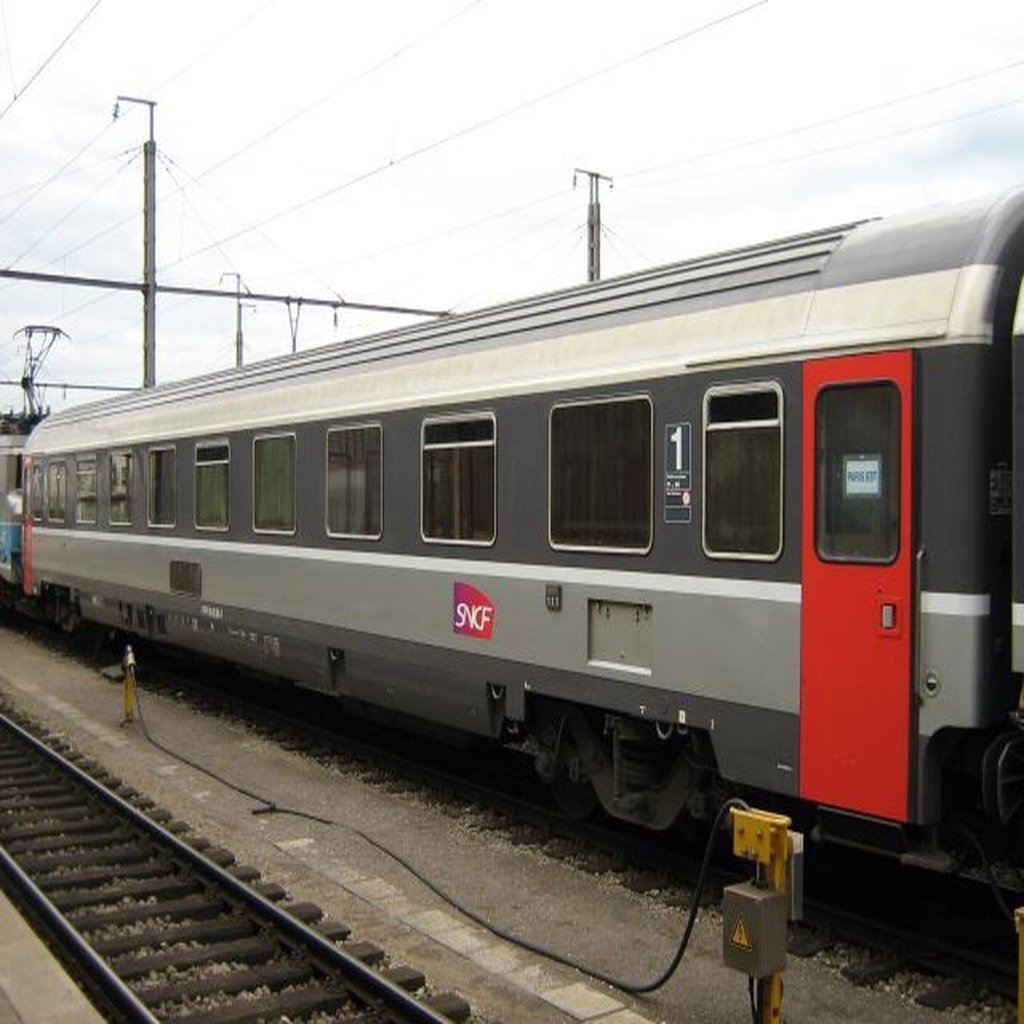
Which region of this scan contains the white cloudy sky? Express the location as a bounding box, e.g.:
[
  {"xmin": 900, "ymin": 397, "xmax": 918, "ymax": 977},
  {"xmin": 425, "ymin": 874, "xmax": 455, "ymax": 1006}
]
[{"xmin": 0, "ymin": 0, "xmax": 1022, "ymax": 413}]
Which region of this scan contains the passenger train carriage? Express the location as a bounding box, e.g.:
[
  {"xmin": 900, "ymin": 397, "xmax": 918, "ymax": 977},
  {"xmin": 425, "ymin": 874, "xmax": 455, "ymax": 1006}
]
[{"xmin": 19, "ymin": 189, "xmax": 1024, "ymax": 858}]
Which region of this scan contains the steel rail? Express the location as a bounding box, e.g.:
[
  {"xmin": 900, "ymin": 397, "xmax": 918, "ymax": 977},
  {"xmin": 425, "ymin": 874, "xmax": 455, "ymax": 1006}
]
[{"xmin": 0, "ymin": 711, "xmax": 455, "ymax": 1024}]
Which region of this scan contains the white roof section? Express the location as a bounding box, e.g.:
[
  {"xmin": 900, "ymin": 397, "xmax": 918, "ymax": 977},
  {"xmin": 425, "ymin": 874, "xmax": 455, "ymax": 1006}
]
[{"xmin": 28, "ymin": 189, "xmax": 1024, "ymax": 454}]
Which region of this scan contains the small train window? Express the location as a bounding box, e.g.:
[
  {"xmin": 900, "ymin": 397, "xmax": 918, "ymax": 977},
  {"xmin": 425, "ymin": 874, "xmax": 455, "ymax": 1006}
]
[
  {"xmin": 148, "ymin": 446, "xmax": 177, "ymax": 529},
  {"xmin": 815, "ymin": 383, "xmax": 899, "ymax": 563},
  {"xmin": 76, "ymin": 456, "xmax": 97, "ymax": 525},
  {"xmin": 327, "ymin": 425, "xmax": 382, "ymax": 539},
  {"xmin": 421, "ymin": 414, "xmax": 495, "ymax": 545},
  {"xmin": 549, "ymin": 396, "xmax": 652, "ymax": 552},
  {"xmin": 28, "ymin": 463, "xmax": 44, "ymax": 523},
  {"xmin": 47, "ymin": 460, "xmax": 67, "ymax": 523},
  {"xmin": 253, "ymin": 434, "xmax": 296, "ymax": 535},
  {"xmin": 702, "ymin": 383, "xmax": 783, "ymax": 561},
  {"xmin": 109, "ymin": 451, "xmax": 133, "ymax": 526},
  {"xmin": 195, "ymin": 442, "xmax": 230, "ymax": 531}
]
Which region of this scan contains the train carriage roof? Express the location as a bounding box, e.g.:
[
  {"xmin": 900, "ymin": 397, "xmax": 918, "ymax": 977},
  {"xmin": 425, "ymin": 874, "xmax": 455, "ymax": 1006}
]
[{"xmin": 28, "ymin": 187, "xmax": 1024, "ymax": 452}]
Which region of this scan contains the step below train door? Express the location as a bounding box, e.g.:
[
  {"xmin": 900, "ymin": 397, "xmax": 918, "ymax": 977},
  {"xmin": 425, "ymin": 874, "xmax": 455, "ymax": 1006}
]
[{"xmin": 800, "ymin": 351, "xmax": 914, "ymax": 822}]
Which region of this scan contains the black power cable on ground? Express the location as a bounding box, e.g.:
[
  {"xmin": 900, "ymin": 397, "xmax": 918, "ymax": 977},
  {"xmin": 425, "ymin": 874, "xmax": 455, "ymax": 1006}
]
[{"xmin": 129, "ymin": 675, "xmax": 748, "ymax": 996}]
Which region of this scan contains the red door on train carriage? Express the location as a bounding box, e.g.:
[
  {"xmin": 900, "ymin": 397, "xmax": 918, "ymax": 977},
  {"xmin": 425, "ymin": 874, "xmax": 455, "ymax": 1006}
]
[{"xmin": 800, "ymin": 351, "xmax": 914, "ymax": 822}]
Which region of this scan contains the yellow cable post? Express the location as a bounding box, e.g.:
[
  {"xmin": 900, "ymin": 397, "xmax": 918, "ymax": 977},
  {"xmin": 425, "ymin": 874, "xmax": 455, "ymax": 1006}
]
[
  {"xmin": 121, "ymin": 645, "xmax": 136, "ymax": 725},
  {"xmin": 730, "ymin": 807, "xmax": 792, "ymax": 1024},
  {"xmin": 1016, "ymin": 906, "xmax": 1024, "ymax": 1024}
]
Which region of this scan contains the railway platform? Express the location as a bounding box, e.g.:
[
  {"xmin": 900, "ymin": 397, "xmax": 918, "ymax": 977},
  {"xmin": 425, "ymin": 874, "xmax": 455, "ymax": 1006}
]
[{"xmin": 0, "ymin": 888, "xmax": 104, "ymax": 1024}]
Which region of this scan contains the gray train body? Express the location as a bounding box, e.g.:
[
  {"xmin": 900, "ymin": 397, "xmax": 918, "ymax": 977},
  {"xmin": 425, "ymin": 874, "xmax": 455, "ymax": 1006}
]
[{"xmin": 21, "ymin": 189, "xmax": 1024, "ymax": 851}]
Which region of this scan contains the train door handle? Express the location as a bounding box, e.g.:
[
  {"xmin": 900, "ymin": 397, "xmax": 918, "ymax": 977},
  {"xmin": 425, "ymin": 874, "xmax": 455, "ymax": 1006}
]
[{"xmin": 878, "ymin": 597, "xmax": 901, "ymax": 637}]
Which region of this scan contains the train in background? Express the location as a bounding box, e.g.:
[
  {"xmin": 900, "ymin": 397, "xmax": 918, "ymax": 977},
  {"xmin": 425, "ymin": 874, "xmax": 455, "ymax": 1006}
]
[
  {"xmin": 10, "ymin": 188, "xmax": 1024, "ymax": 866},
  {"xmin": 0, "ymin": 413, "xmax": 39, "ymax": 599}
]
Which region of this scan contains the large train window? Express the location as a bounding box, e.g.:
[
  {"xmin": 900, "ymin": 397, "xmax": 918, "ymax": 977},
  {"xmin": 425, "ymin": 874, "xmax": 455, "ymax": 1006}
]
[
  {"xmin": 76, "ymin": 456, "xmax": 97, "ymax": 525},
  {"xmin": 28, "ymin": 463, "xmax": 44, "ymax": 523},
  {"xmin": 147, "ymin": 446, "xmax": 177, "ymax": 528},
  {"xmin": 253, "ymin": 434, "xmax": 296, "ymax": 535},
  {"xmin": 816, "ymin": 383, "xmax": 899, "ymax": 563},
  {"xmin": 702, "ymin": 383, "xmax": 782, "ymax": 560},
  {"xmin": 109, "ymin": 451, "xmax": 133, "ymax": 526},
  {"xmin": 195, "ymin": 442, "xmax": 230, "ymax": 531},
  {"xmin": 327, "ymin": 425, "xmax": 382, "ymax": 539},
  {"xmin": 46, "ymin": 460, "xmax": 67, "ymax": 523},
  {"xmin": 549, "ymin": 396, "xmax": 652, "ymax": 552},
  {"xmin": 421, "ymin": 414, "xmax": 495, "ymax": 545}
]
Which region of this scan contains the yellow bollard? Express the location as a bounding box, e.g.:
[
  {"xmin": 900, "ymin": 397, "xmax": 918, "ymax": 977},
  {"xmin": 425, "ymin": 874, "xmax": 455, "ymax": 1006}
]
[{"xmin": 121, "ymin": 645, "xmax": 136, "ymax": 725}]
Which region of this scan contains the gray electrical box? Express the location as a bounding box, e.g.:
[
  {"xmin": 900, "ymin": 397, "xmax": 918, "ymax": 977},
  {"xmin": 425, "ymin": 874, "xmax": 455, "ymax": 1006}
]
[{"xmin": 722, "ymin": 882, "xmax": 787, "ymax": 977}]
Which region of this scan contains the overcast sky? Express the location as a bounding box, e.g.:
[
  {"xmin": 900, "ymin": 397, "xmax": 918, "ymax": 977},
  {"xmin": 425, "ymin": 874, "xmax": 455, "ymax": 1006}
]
[{"xmin": 1, "ymin": 0, "xmax": 1022, "ymax": 414}]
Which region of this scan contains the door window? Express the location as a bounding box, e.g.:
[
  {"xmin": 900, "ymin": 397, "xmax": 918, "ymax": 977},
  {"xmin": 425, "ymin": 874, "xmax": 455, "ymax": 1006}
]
[{"xmin": 815, "ymin": 383, "xmax": 900, "ymax": 562}]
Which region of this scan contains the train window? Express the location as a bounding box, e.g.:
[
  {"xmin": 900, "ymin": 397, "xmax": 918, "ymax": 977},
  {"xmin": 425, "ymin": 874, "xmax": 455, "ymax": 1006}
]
[
  {"xmin": 327, "ymin": 425, "xmax": 382, "ymax": 539},
  {"xmin": 46, "ymin": 460, "xmax": 67, "ymax": 523},
  {"xmin": 109, "ymin": 451, "xmax": 133, "ymax": 526},
  {"xmin": 816, "ymin": 382, "xmax": 899, "ymax": 563},
  {"xmin": 702, "ymin": 383, "xmax": 783, "ymax": 560},
  {"xmin": 421, "ymin": 414, "xmax": 495, "ymax": 544},
  {"xmin": 28, "ymin": 463, "xmax": 44, "ymax": 523},
  {"xmin": 549, "ymin": 396, "xmax": 652, "ymax": 552},
  {"xmin": 195, "ymin": 442, "xmax": 230, "ymax": 531},
  {"xmin": 148, "ymin": 446, "xmax": 176, "ymax": 528},
  {"xmin": 76, "ymin": 456, "xmax": 97, "ymax": 525},
  {"xmin": 254, "ymin": 434, "xmax": 296, "ymax": 535}
]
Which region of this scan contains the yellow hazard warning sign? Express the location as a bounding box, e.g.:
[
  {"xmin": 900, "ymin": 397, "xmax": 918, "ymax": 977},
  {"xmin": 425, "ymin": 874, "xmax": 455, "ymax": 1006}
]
[{"xmin": 730, "ymin": 914, "xmax": 753, "ymax": 952}]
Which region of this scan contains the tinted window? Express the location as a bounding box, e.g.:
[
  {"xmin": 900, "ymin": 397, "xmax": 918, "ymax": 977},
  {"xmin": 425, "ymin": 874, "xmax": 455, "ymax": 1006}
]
[
  {"xmin": 422, "ymin": 415, "xmax": 494, "ymax": 543},
  {"xmin": 254, "ymin": 435, "xmax": 296, "ymax": 534},
  {"xmin": 47, "ymin": 461, "xmax": 67, "ymax": 522},
  {"xmin": 550, "ymin": 397, "xmax": 652, "ymax": 550},
  {"xmin": 110, "ymin": 451, "xmax": 133, "ymax": 525},
  {"xmin": 76, "ymin": 456, "xmax": 97, "ymax": 525},
  {"xmin": 327, "ymin": 426, "xmax": 382, "ymax": 538},
  {"xmin": 29, "ymin": 463, "xmax": 44, "ymax": 522},
  {"xmin": 703, "ymin": 385, "xmax": 782, "ymax": 559},
  {"xmin": 195, "ymin": 442, "xmax": 229, "ymax": 531},
  {"xmin": 816, "ymin": 383, "xmax": 899, "ymax": 562},
  {"xmin": 148, "ymin": 447, "xmax": 176, "ymax": 527}
]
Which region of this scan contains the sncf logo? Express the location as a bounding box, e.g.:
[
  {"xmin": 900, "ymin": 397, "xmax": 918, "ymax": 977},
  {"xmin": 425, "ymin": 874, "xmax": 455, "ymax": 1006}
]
[{"xmin": 453, "ymin": 582, "xmax": 496, "ymax": 640}]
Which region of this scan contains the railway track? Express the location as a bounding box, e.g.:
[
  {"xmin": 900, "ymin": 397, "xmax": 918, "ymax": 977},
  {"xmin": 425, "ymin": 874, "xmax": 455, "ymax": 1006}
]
[
  {"xmin": 126, "ymin": 650, "xmax": 1021, "ymax": 1012},
  {"xmin": 0, "ymin": 709, "xmax": 470, "ymax": 1024}
]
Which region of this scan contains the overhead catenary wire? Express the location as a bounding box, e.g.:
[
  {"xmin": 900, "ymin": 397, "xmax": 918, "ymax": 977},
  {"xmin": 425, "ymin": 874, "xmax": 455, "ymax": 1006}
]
[
  {"xmin": 621, "ymin": 93, "xmax": 1024, "ymax": 194},
  {"xmin": 0, "ymin": 0, "xmax": 103, "ymax": 123},
  {"xmin": 189, "ymin": 0, "xmax": 486, "ymax": 188},
  {"xmin": 618, "ymin": 53, "xmax": 1024, "ymax": 183},
  {"xmin": 161, "ymin": 0, "xmax": 771, "ymax": 274}
]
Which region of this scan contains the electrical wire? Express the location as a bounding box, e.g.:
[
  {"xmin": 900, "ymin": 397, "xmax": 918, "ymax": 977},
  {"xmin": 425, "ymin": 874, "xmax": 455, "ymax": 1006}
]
[
  {"xmin": 620, "ymin": 94, "xmax": 1024, "ymax": 194},
  {"xmin": 4, "ymin": 147, "xmax": 139, "ymax": 268},
  {"xmin": 619, "ymin": 54, "xmax": 1024, "ymax": 183},
  {"xmin": 163, "ymin": 0, "xmax": 770, "ymax": 273},
  {"xmin": 0, "ymin": 0, "xmax": 103, "ymax": 123},
  {"xmin": 0, "ymin": 122, "xmax": 119, "ymax": 218},
  {"xmin": 190, "ymin": 0, "xmax": 486, "ymax": 187},
  {"xmin": 130, "ymin": 678, "xmax": 747, "ymax": 995}
]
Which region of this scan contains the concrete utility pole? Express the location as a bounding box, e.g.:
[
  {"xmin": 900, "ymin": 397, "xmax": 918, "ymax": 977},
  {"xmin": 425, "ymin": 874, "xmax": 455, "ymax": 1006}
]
[
  {"xmin": 116, "ymin": 95, "xmax": 157, "ymax": 388},
  {"xmin": 574, "ymin": 168, "xmax": 612, "ymax": 283},
  {"xmin": 220, "ymin": 273, "xmax": 252, "ymax": 368}
]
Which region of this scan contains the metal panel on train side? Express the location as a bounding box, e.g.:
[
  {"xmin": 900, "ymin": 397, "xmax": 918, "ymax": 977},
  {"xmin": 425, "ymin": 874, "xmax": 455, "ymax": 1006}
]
[{"xmin": 800, "ymin": 351, "xmax": 914, "ymax": 822}]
